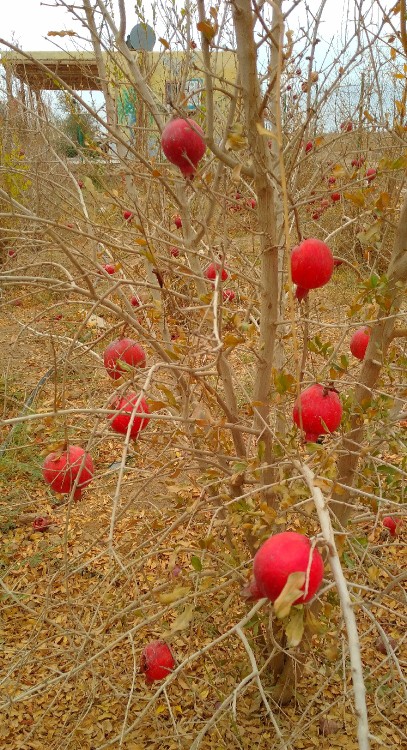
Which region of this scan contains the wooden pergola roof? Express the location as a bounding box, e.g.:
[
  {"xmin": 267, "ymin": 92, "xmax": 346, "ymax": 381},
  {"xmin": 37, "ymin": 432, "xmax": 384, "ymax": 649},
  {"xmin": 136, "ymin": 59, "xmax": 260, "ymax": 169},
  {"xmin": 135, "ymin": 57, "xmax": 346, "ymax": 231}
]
[{"xmin": 1, "ymin": 52, "xmax": 105, "ymax": 90}]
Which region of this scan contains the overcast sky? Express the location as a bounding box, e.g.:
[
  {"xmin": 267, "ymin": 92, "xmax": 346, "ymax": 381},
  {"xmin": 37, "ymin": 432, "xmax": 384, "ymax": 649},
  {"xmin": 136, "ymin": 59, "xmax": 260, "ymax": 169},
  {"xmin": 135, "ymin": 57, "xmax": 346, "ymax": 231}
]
[{"xmin": 0, "ymin": 0, "xmax": 394, "ymax": 53}]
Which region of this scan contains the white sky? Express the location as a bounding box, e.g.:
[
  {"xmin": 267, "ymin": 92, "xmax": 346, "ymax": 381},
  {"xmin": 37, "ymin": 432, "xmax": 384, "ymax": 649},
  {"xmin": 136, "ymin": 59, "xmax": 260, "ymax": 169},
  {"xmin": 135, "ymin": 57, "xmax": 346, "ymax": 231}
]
[{"xmin": 0, "ymin": 0, "xmax": 394, "ymax": 53}]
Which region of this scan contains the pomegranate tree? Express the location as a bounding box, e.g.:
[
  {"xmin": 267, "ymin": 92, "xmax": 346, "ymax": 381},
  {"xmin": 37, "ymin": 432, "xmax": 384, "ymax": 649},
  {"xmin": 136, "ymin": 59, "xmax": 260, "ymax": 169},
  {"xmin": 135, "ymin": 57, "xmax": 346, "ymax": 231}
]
[
  {"xmin": 253, "ymin": 532, "xmax": 324, "ymax": 603},
  {"xmin": 291, "ymin": 238, "xmax": 334, "ymax": 290},
  {"xmin": 103, "ymin": 338, "xmax": 146, "ymax": 380},
  {"xmin": 140, "ymin": 640, "xmax": 175, "ymax": 683},
  {"xmin": 161, "ymin": 118, "xmax": 206, "ymax": 176},
  {"xmin": 109, "ymin": 393, "xmax": 150, "ymax": 438},
  {"xmin": 42, "ymin": 445, "xmax": 94, "ymax": 500},
  {"xmin": 350, "ymin": 327, "xmax": 370, "ymax": 360},
  {"xmin": 293, "ymin": 384, "xmax": 343, "ymax": 442}
]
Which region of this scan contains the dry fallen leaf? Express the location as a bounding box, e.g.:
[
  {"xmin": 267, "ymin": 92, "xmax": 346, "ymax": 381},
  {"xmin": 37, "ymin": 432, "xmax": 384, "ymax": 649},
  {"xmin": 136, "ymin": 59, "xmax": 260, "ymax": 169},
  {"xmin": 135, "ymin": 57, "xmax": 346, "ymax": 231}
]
[{"xmin": 274, "ymin": 572, "xmax": 306, "ymax": 619}]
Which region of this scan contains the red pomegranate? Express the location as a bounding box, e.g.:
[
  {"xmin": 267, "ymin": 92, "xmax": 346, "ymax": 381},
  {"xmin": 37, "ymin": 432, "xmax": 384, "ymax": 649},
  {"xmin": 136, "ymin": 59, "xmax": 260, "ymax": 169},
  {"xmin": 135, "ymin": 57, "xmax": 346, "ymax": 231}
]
[
  {"xmin": 204, "ymin": 262, "xmax": 228, "ymax": 282},
  {"xmin": 110, "ymin": 392, "xmax": 150, "ymax": 438},
  {"xmin": 331, "ymin": 192, "xmax": 341, "ymax": 202},
  {"xmin": 123, "ymin": 209, "xmax": 134, "ymax": 222},
  {"xmin": 291, "ymin": 238, "xmax": 334, "ymax": 290},
  {"xmin": 350, "ymin": 327, "xmax": 370, "ymax": 360},
  {"xmin": 102, "ymin": 264, "xmax": 116, "ymax": 275},
  {"xmin": 42, "ymin": 446, "xmax": 94, "ymax": 500},
  {"xmin": 32, "ymin": 516, "xmax": 53, "ymax": 532},
  {"xmin": 295, "ymin": 285, "xmax": 309, "ymax": 301},
  {"xmin": 382, "ymin": 516, "xmax": 402, "ymax": 537},
  {"xmin": 293, "ymin": 383, "xmax": 343, "ymax": 442},
  {"xmin": 351, "ymin": 156, "xmax": 365, "ymax": 168},
  {"xmin": 140, "ymin": 640, "xmax": 175, "ymax": 683},
  {"xmin": 365, "ymin": 168, "xmax": 377, "ymax": 183},
  {"xmin": 253, "ymin": 531, "xmax": 324, "ymax": 604},
  {"xmin": 305, "ymin": 141, "xmax": 313, "ymax": 153},
  {"xmin": 223, "ymin": 288, "xmax": 235, "ymax": 301},
  {"xmin": 161, "ymin": 118, "xmax": 206, "ymax": 176},
  {"xmin": 240, "ymin": 576, "xmax": 263, "ymax": 602},
  {"xmin": 103, "ymin": 338, "xmax": 146, "ymax": 380}
]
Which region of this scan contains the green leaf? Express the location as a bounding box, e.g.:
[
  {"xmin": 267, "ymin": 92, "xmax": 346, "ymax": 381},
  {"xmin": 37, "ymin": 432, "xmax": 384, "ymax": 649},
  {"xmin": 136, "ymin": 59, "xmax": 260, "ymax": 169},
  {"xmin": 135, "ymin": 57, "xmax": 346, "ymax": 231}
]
[
  {"xmin": 257, "ymin": 440, "xmax": 266, "ymax": 461},
  {"xmin": 191, "ymin": 555, "xmax": 203, "ymax": 572},
  {"xmin": 274, "ymin": 371, "xmax": 296, "ymax": 394}
]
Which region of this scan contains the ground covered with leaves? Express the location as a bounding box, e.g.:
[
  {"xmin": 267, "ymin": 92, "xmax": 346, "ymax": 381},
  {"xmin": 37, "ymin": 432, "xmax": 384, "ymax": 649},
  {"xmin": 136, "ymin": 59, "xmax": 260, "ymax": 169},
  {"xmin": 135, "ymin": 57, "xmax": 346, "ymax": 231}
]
[{"xmin": 1, "ymin": 258, "xmax": 406, "ymax": 750}]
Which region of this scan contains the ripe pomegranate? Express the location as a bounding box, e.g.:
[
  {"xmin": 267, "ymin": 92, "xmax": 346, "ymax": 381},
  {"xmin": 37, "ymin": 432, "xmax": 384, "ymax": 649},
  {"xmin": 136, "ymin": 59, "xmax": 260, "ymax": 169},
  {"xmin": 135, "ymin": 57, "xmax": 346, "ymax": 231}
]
[
  {"xmin": 295, "ymin": 285, "xmax": 309, "ymax": 301},
  {"xmin": 365, "ymin": 167, "xmax": 377, "ymax": 183},
  {"xmin": 350, "ymin": 327, "xmax": 370, "ymax": 360},
  {"xmin": 305, "ymin": 141, "xmax": 313, "ymax": 153},
  {"xmin": 110, "ymin": 392, "xmax": 150, "ymax": 438},
  {"xmin": 170, "ymin": 246, "xmax": 180, "ymax": 257},
  {"xmin": 223, "ymin": 288, "xmax": 235, "ymax": 301},
  {"xmin": 331, "ymin": 192, "xmax": 341, "ymax": 202},
  {"xmin": 240, "ymin": 576, "xmax": 263, "ymax": 602},
  {"xmin": 253, "ymin": 531, "xmax": 324, "ymax": 604},
  {"xmin": 291, "ymin": 238, "xmax": 334, "ymax": 290},
  {"xmin": 42, "ymin": 446, "xmax": 94, "ymax": 500},
  {"xmin": 104, "ymin": 338, "xmax": 146, "ymax": 380},
  {"xmin": 173, "ymin": 214, "xmax": 182, "ymax": 229},
  {"xmin": 102, "ymin": 264, "xmax": 116, "ymax": 275},
  {"xmin": 161, "ymin": 118, "xmax": 206, "ymax": 176},
  {"xmin": 123, "ymin": 209, "xmax": 134, "ymax": 222},
  {"xmin": 32, "ymin": 516, "xmax": 52, "ymax": 532},
  {"xmin": 382, "ymin": 516, "xmax": 402, "ymax": 537},
  {"xmin": 140, "ymin": 640, "xmax": 175, "ymax": 683},
  {"xmin": 204, "ymin": 262, "xmax": 228, "ymax": 282},
  {"xmin": 293, "ymin": 383, "xmax": 343, "ymax": 441}
]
